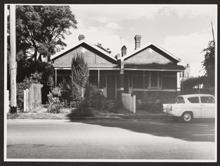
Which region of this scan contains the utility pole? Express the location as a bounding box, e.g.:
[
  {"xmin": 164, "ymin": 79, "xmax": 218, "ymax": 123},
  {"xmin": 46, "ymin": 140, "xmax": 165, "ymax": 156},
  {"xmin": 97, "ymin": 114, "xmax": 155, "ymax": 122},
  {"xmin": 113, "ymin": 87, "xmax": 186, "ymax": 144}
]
[{"xmin": 9, "ymin": 4, "xmax": 17, "ymax": 113}]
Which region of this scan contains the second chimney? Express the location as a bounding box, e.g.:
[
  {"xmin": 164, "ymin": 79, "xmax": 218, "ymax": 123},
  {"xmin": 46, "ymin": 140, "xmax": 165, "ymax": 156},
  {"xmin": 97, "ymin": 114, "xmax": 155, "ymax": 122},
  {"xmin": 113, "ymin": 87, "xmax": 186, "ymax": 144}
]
[
  {"xmin": 78, "ymin": 34, "xmax": 85, "ymax": 41},
  {"xmin": 134, "ymin": 35, "xmax": 141, "ymax": 50},
  {"xmin": 121, "ymin": 45, "xmax": 127, "ymax": 57}
]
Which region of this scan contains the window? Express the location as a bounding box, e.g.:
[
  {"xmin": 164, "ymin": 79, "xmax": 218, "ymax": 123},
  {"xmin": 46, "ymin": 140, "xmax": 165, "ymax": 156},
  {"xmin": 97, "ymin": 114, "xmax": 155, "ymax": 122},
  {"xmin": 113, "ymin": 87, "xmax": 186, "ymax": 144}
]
[
  {"xmin": 176, "ymin": 97, "xmax": 185, "ymax": 103},
  {"xmin": 188, "ymin": 97, "xmax": 199, "ymax": 103},
  {"xmin": 162, "ymin": 72, "xmax": 176, "ymax": 89},
  {"xmin": 89, "ymin": 70, "xmax": 98, "ymax": 87},
  {"xmin": 144, "ymin": 71, "xmax": 149, "ymax": 88},
  {"xmin": 201, "ymin": 96, "xmax": 215, "ymax": 103},
  {"xmin": 132, "ymin": 71, "xmax": 144, "ymax": 89},
  {"xmin": 151, "ymin": 71, "xmax": 158, "ymax": 87},
  {"xmin": 133, "ymin": 74, "xmax": 143, "ymax": 88}
]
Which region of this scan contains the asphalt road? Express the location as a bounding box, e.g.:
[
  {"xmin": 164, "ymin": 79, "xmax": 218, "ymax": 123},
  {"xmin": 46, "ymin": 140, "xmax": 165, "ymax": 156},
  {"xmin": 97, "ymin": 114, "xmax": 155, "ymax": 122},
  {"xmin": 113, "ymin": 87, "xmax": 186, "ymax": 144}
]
[{"xmin": 6, "ymin": 118, "xmax": 216, "ymax": 160}]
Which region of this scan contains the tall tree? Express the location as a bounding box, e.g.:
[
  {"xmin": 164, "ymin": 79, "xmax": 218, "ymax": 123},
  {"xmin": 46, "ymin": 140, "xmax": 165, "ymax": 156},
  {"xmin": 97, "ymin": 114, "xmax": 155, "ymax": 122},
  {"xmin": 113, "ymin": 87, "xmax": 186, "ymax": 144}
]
[
  {"xmin": 202, "ymin": 40, "xmax": 215, "ymax": 87},
  {"xmin": 16, "ymin": 5, "xmax": 77, "ymax": 63},
  {"xmin": 71, "ymin": 54, "xmax": 89, "ymax": 101}
]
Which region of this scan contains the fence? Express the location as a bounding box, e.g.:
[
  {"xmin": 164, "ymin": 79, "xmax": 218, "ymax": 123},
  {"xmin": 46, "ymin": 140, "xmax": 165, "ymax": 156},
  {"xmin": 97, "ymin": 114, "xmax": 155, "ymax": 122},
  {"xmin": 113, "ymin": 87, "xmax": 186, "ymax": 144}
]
[
  {"xmin": 24, "ymin": 83, "xmax": 43, "ymax": 112},
  {"xmin": 121, "ymin": 93, "xmax": 136, "ymax": 113}
]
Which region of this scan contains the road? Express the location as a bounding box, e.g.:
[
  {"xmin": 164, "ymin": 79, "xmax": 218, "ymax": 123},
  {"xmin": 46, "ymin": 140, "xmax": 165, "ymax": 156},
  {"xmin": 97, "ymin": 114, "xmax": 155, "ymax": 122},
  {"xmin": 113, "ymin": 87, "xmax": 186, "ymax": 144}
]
[{"xmin": 6, "ymin": 118, "xmax": 216, "ymax": 160}]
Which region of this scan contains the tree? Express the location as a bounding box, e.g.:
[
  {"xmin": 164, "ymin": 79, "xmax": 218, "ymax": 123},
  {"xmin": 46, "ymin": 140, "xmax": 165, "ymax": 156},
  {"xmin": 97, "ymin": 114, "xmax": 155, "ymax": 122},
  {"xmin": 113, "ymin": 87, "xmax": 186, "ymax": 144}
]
[
  {"xmin": 181, "ymin": 76, "xmax": 207, "ymax": 93},
  {"xmin": 71, "ymin": 54, "xmax": 89, "ymax": 102},
  {"xmin": 202, "ymin": 40, "xmax": 215, "ymax": 87},
  {"xmin": 16, "ymin": 5, "xmax": 77, "ymax": 63}
]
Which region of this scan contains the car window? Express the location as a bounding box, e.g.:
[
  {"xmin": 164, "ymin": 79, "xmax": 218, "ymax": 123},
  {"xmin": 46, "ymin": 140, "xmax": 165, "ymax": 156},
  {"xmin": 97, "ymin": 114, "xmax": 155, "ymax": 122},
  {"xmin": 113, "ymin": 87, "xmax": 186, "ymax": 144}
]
[
  {"xmin": 176, "ymin": 97, "xmax": 185, "ymax": 103},
  {"xmin": 201, "ymin": 96, "xmax": 215, "ymax": 103},
  {"xmin": 187, "ymin": 97, "xmax": 199, "ymax": 103}
]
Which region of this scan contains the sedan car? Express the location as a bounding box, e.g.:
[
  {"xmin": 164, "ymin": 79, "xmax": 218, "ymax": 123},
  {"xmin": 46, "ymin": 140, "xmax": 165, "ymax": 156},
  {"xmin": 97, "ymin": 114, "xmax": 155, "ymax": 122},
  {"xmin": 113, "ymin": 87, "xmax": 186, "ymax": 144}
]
[{"xmin": 163, "ymin": 94, "xmax": 215, "ymax": 122}]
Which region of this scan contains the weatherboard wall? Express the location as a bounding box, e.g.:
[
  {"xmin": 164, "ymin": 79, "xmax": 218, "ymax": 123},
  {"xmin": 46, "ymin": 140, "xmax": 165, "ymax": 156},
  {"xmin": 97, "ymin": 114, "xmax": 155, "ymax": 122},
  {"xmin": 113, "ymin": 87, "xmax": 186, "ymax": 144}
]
[
  {"xmin": 52, "ymin": 45, "xmax": 117, "ymax": 69},
  {"xmin": 124, "ymin": 47, "xmax": 172, "ymax": 65}
]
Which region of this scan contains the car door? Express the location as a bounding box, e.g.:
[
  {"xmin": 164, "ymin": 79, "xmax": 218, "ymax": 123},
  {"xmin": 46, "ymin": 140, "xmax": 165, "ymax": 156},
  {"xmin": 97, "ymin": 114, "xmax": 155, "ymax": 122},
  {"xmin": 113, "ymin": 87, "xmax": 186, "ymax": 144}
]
[
  {"xmin": 200, "ymin": 96, "xmax": 215, "ymax": 118},
  {"xmin": 186, "ymin": 96, "xmax": 201, "ymax": 118}
]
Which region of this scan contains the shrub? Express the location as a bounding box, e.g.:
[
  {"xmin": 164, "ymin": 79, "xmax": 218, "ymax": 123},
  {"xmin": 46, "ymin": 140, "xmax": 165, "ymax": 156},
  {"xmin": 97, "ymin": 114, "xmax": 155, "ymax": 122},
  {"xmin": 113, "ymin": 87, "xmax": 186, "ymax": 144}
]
[
  {"xmin": 59, "ymin": 79, "xmax": 72, "ymax": 107},
  {"xmin": 67, "ymin": 100, "xmax": 93, "ymax": 120},
  {"xmin": 71, "ymin": 54, "xmax": 89, "ymax": 100},
  {"xmin": 47, "ymin": 87, "xmax": 62, "ymax": 113},
  {"xmin": 104, "ymin": 99, "xmax": 120, "ymax": 113},
  {"xmin": 84, "ymin": 84, "xmax": 121, "ymax": 112},
  {"xmin": 84, "ymin": 84, "xmax": 106, "ymax": 110}
]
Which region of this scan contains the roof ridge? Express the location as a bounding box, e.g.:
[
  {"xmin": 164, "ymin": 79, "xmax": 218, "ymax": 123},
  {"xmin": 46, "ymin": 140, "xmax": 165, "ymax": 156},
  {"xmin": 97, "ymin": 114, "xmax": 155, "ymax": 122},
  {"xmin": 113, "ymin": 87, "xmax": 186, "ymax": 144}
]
[{"xmin": 51, "ymin": 40, "xmax": 117, "ymax": 61}]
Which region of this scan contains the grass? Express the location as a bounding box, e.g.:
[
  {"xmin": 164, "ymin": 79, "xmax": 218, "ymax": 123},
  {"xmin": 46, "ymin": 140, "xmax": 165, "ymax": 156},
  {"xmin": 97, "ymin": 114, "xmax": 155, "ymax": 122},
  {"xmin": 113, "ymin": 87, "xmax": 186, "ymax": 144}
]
[
  {"xmin": 7, "ymin": 107, "xmax": 71, "ymax": 120},
  {"xmin": 7, "ymin": 106, "xmax": 166, "ymax": 120}
]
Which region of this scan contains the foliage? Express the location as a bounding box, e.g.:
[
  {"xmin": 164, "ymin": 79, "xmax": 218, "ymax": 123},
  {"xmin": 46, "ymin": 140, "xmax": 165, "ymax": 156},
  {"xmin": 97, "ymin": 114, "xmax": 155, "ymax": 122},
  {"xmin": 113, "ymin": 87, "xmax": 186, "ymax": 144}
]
[
  {"xmin": 59, "ymin": 78, "xmax": 72, "ymax": 106},
  {"xmin": 47, "ymin": 87, "xmax": 62, "ymax": 113},
  {"xmin": 17, "ymin": 59, "xmax": 54, "ymax": 85},
  {"xmin": 181, "ymin": 76, "xmax": 207, "ymax": 91},
  {"xmin": 67, "ymin": 100, "xmax": 93, "ymax": 120},
  {"xmin": 71, "ymin": 54, "xmax": 89, "ymax": 88},
  {"xmin": 15, "ymin": 5, "xmax": 77, "ymax": 62},
  {"xmin": 71, "ymin": 54, "xmax": 89, "ymax": 102},
  {"xmin": 202, "ymin": 40, "xmax": 215, "ymax": 87},
  {"xmin": 84, "ymin": 84, "xmax": 120, "ymax": 112}
]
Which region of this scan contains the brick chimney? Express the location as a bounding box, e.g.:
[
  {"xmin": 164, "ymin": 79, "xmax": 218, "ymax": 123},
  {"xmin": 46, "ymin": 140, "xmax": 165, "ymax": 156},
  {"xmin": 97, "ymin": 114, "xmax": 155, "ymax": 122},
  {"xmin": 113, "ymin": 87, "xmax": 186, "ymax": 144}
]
[
  {"xmin": 134, "ymin": 35, "xmax": 141, "ymax": 50},
  {"xmin": 78, "ymin": 34, "xmax": 85, "ymax": 41},
  {"xmin": 121, "ymin": 45, "xmax": 127, "ymax": 57}
]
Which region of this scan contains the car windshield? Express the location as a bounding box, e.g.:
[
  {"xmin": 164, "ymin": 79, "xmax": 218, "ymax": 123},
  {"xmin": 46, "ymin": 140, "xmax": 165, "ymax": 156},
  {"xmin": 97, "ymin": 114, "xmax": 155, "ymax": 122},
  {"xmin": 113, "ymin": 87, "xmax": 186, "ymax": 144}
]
[{"xmin": 176, "ymin": 96, "xmax": 185, "ymax": 103}]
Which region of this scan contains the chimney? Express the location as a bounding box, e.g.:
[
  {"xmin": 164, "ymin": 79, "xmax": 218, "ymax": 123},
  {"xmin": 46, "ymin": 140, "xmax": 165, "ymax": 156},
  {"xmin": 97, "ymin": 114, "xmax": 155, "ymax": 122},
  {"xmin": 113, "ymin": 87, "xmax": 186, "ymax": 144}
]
[
  {"xmin": 121, "ymin": 45, "xmax": 127, "ymax": 57},
  {"xmin": 134, "ymin": 35, "xmax": 141, "ymax": 50},
  {"xmin": 78, "ymin": 34, "xmax": 85, "ymax": 41}
]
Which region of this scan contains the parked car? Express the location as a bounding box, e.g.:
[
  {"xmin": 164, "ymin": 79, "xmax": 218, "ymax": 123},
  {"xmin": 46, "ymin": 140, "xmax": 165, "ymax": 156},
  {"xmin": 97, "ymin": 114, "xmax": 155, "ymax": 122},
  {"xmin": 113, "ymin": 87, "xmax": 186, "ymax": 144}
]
[{"xmin": 163, "ymin": 94, "xmax": 215, "ymax": 122}]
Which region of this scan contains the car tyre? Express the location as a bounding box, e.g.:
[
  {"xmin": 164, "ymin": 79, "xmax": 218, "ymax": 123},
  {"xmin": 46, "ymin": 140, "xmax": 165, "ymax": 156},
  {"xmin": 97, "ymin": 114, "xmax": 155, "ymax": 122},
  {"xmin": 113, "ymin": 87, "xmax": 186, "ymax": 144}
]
[{"xmin": 182, "ymin": 112, "xmax": 193, "ymax": 122}]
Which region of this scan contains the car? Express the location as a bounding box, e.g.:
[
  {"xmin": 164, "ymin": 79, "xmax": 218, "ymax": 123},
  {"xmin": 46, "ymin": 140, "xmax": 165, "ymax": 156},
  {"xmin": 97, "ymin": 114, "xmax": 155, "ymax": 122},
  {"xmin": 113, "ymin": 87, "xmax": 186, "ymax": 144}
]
[{"xmin": 163, "ymin": 94, "xmax": 215, "ymax": 122}]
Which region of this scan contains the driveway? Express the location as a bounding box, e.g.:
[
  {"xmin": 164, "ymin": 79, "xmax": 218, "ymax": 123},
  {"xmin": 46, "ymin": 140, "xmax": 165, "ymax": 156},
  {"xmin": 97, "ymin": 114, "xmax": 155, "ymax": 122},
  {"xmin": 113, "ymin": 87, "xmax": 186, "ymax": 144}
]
[{"xmin": 6, "ymin": 118, "xmax": 216, "ymax": 160}]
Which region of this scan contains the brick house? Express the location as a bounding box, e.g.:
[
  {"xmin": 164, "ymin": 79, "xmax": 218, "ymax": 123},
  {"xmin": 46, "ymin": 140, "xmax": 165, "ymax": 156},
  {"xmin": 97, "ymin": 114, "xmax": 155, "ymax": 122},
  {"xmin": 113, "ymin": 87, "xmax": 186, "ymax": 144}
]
[{"xmin": 51, "ymin": 35, "xmax": 185, "ymax": 104}]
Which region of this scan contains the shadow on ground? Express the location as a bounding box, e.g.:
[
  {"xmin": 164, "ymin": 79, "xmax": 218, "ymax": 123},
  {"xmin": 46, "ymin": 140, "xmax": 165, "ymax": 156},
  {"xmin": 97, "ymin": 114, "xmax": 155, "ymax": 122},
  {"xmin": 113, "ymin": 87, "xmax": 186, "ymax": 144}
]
[{"xmin": 67, "ymin": 113, "xmax": 215, "ymax": 142}]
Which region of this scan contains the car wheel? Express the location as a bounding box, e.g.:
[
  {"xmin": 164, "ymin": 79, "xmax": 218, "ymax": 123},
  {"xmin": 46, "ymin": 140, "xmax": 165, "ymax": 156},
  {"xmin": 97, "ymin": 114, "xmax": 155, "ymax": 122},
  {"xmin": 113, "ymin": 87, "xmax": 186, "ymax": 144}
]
[{"xmin": 182, "ymin": 112, "xmax": 193, "ymax": 122}]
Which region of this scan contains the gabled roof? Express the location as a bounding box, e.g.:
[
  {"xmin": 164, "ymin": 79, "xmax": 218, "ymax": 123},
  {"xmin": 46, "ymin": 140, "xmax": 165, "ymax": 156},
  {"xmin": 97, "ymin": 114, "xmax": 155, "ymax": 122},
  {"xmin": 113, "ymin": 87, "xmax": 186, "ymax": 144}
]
[
  {"xmin": 51, "ymin": 40, "xmax": 117, "ymax": 62},
  {"xmin": 121, "ymin": 43, "xmax": 181, "ymax": 63}
]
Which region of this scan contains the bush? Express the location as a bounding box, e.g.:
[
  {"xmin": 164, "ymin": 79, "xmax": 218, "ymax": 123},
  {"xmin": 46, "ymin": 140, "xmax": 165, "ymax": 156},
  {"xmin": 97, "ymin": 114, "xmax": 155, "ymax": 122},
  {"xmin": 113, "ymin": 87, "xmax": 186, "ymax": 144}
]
[
  {"xmin": 84, "ymin": 85, "xmax": 107, "ymax": 110},
  {"xmin": 84, "ymin": 84, "xmax": 121, "ymax": 112},
  {"xmin": 59, "ymin": 79, "xmax": 72, "ymax": 107},
  {"xmin": 67, "ymin": 100, "xmax": 93, "ymax": 119},
  {"xmin": 47, "ymin": 88, "xmax": 62, "ymax": 113},
  {"xmin": 104, "ymin": 99, "xmax": 121, "ymax": 113}
]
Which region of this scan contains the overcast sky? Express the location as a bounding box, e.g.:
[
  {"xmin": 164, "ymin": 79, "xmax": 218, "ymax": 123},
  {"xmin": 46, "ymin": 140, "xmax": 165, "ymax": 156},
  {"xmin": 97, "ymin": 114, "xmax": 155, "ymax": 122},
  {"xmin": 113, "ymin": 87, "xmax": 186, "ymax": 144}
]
[{"xmin": 63, "ymin": 4, "xmax": 217, "ymax": 77}]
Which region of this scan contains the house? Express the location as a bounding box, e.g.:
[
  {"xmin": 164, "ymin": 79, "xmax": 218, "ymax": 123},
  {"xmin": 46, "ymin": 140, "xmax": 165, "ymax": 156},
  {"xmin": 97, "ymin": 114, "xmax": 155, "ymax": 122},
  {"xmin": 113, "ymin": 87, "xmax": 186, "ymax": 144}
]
[{"xmin": 51, "ymin": 34, "xmax": 185, "ymax": 104}]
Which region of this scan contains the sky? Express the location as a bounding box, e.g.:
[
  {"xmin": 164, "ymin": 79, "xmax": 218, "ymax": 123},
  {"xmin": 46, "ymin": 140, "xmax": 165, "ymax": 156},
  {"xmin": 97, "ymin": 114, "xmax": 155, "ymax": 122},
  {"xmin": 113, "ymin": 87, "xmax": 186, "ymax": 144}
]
[{"xmin": 62, "ymin": 4, "xmax": 217, "ymax": 77}]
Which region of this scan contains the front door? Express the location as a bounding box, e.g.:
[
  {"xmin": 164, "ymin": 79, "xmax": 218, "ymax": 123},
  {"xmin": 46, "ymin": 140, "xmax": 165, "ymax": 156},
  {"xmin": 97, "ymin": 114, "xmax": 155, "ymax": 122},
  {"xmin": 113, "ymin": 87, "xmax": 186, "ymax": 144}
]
[{"xmin": 107, "ymin": 75, "xmax": 116, "ymax": 99}]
